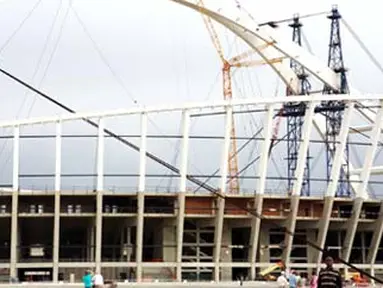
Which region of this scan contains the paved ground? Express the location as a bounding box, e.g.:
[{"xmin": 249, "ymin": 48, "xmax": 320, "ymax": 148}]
[
  {"xmin": 0, "ymin": 281, "xmax": 279, "ymax": 287},
  {"xmin": 0, "ymin": 281, "xmax": 377, "ymax": 287}
]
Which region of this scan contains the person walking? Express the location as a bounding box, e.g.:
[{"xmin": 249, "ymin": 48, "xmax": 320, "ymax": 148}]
[
  {"xmin": 288, "ymin": 270, "xmax": 297, "ymax": 288},
  {"xmin": 92, "ymin": 271, "xmax": 104, "ymax": 288},
  {"xmin": 82, "ymin": 270, "xmax": 92, "ymax": 288},
  {"xmin": 318, "ymin": 256, "xmax": 342, "ymax": 288},
  {"xmin": 277, "ymin": 271, "xmax": 289, "ymax": 288},
  {"xmin": 310, "ymin": 271, "xmax": 318, "ymax": 288}
]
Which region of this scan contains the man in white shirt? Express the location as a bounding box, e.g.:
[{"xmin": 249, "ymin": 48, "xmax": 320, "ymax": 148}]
[
  {"xmin": 277, "ymin": 271, "xmax": 289, "ymax": 288},
  {"xmin": 92, "ymin": 272, "xmax": 104, "ymax": 288}
]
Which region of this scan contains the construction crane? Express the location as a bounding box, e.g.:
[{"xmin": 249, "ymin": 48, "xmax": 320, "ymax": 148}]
[{"xmin": 196, "ymin": 0, "xmax": 284, "ymax": 194}]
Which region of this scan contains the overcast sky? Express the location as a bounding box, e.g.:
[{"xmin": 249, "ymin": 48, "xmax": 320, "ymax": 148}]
[{"xmin": 0, "ymin": 0, "xmax": 382, "ymax": 195}]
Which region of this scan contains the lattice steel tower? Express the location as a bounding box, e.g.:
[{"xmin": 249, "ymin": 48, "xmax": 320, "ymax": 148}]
[
  {"xmin": 283, "ymin": 15, "xmax": 311, "ymax": 196},
  {"xmin": 322, "ymin": 5, "xmax": 350, "ymax": 197}
]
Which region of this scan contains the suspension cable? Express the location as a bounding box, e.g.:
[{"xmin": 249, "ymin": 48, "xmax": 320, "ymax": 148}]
[{"xmin": 341, "ymin": 18, "xmax": 383, "ymax": 77}]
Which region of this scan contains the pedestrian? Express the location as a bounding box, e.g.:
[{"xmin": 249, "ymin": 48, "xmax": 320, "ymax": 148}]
[
  {"xmin": 310, "ymin": 271, "xmax": 318, "ymax": 288},
  {"xmin": 318, "ymin": 256, "xmax": 342, "ymax": 288},
  {"xmin": 92, "ymin": 271, "xmax": 104, "ymax": 288},
  {"xmin": 82, "ymin": 270, "xmax": 92, "ymax": 288},
  {"xmin": 277, "ymin": 271, "xmax": 289, "ymax": 288},
  {"xmin": 288, "ymin": 270, "xmax": 297, "ymax": 288}
]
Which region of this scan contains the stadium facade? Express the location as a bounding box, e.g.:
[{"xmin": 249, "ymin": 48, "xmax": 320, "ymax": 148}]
[{"xmin": 0, "ymin": 0, "xmax": 383, "ymax": 284}]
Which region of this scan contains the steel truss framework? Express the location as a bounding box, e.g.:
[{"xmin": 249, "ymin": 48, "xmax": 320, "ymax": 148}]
[
  {"xmin": 322, "ymin": 6, "xmax": 351, "ymax": 197},
  {"xmin": 284, "ymin": 16, "xmax": 311, "ymax": 196}
]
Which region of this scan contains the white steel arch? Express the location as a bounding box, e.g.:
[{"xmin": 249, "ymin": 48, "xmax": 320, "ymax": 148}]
[{"xmin": 168, "ymin": 0, "xmax": 368, "ymax": 195}]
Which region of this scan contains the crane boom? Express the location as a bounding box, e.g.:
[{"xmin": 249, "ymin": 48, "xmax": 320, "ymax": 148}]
[{"xmin": 198, "ymin": 0, "xmax": 240, "ymax": 194}]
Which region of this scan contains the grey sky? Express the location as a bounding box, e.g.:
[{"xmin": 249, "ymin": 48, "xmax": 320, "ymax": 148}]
[{"xmin": 0, "ymin": 0, "xmax": 382, "ymax": 195}]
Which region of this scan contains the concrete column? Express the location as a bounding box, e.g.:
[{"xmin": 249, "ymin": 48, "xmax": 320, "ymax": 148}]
[
  {"xmin": 53, "ymin": 121, "xmax": 62, "ymax": 282},
  {"xmin": 249, "ymin": 194, "xmax": 263, "ymax": 280},
  {"xmin": 283, "ymin": 102, "xmax": 315, "ymax": 267},
  {"xmin": 95, "ymin": 118, "xmax": 104, "ymax": 274},
  {"xmin": 316, "ymin": 103, "xmax": 355, "ymax": 267},
  {"xmin": 213, "ymin": 197, "xmax": 225, "ymax": 282},
  {"xmin": 136, "ymin": 193, "xmax": 144, "ymax": 282},
  {"xmin": 52, "ymin": 191, "xmax": 61, "ymax": 282},
  {"xmin": 315, "ymin": 196, "xmax": 334, "ymax": 265},
  {"xmin": 10, "ymin": 190, "xmax": 18, "ymax": 278},
  {"xmin": 306, "ymin": 229, "xmax": 317, "ymax": 264},
  {"xmin": 163, "ymin": 224, "xmax": 176, "ymax": 270},
  {"xmin": 249, "ymin": 105, "xmax": 274, "ymax": 280},
  {"xmin": 282, "ymin": 195, "xmax": 299, "ymax": 266},
  {"xmin": 95, "ymin": 191, "xmax": 103, "ymax": 273},
  {"xmin": 88, "ymin": 221, "xmax": 95, "ymax": 262},
  {"xmin": 176, "ymin": 192, "xmax": 185, "ymax": 281},
  {"xmin": 342, "ymin": 197, "xmax": 364, "ymax": 262},
  {"xmin": 259, "ymin": 226, "xmax": 269, "ymax": 263},
  {"xmin": 176, "ymin": 111, "xmax": 189, "ymax": 281},
  {"xmin": 367, "ymin": 202, "xmax": 383, "ymax": 264},
  {"xmin": 220, "ymin": 223, "xmax": 232, "ymax": 281},
  {"xmin": 10, "ymin": 126, "xmax": 19, "ymax": 278},
  {"xmin": 343, "ymin": 101, "xmax": 383, "ymax": 263},
  {"xmin": 213, "ymin": 106, "xmax": 232, "ymax": 282}
]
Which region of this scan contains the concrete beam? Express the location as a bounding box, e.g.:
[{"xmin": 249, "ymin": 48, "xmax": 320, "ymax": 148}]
[{"xmin": 367, "ymin": 201, "xmax": 383, "ymax": 264}]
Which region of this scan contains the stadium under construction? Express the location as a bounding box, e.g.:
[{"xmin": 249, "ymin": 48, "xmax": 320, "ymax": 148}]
[{"xmin": 0, "ymin": 0, "xmax": 383, "ymax": 285}]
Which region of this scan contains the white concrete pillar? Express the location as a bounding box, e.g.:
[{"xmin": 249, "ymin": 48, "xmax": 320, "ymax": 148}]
[
  {"xmin": 283, "ymin": 101, "xmax": 315, "ymax": 266},
  {"xmin": 136, "ymin": 193, "xmax": 144, "ymax": 282},
  {"xmin": 176, "ymin": 110, "xmax": 189, "ymax": 281},
  {"xmin": 10, "ymin": 126, "xmax": 19, "ymax": 278},
  {"xmin": 220, "ymin": 223, "xmax": 232, "ymax": 281},
  {"xmin": 343, "ymin": 102, "xmax": 383, "ymax": 262},
  {"xmin": 53, "ymin": 121, "xmax": 62, "ymax": 282},
  {"xmin": 367, "ymin": 202, "xmax": 383, "ymax": 265},
  {"xmin": 249, "ymin": 105, "xmax": 274, "ymax": 280},
  {"xmin": 213, "ymin": 106, "xmax": 232, "ymax": 282},
  {"xmin": 95, "ymin": 118, "xmax": 105, "ymax": 274},
  {"xmin": 136, "ymin": 113, "xmax": 147, "ymax": 282},
  {"xmin": 316, "ymin": 102, "xmax": 354, "ymax": 265}
]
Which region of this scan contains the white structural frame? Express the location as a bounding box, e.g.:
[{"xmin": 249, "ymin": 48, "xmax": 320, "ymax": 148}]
[
  {"xmin": 315, "ymin": 102, "xmax": 355, "ymax": 265},
  {"xmin": 0, "ymin": 95, "xmax": 381, "ymax": 128},
  {"xmin": 213, "ymin": 106, "xmax": 232, "ymax": 281},
  {"xmin": 2, "ymin": 95, "xmax": 383, "ymax": 281},
  {"xmin": 176, "ymin": 110, "xmax": 190, "ymax": 281},
  {"xmin": 249, "ymin": 104, "xmax": 275, "ymax": 279},
  {"xmin": 283, "ymin": 101, "xmax": 316, "ymax": 265},
  {"xmin": 342, "ymin": 101, "xmax": 383, "ymax": 268}
]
